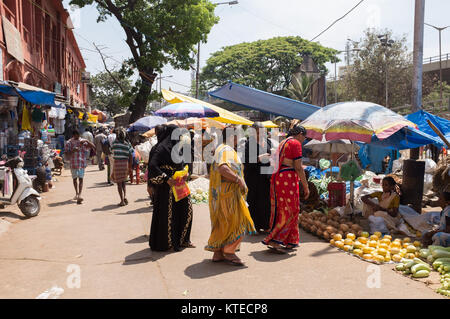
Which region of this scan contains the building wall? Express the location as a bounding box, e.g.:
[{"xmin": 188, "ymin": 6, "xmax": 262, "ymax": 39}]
[{"xmin": 0, "ymin": 0, "xmax": 88, "ymax": 107}]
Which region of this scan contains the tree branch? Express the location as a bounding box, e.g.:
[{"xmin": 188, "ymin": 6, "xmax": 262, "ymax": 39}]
[{"xmin": 93, "ymin": 43, "xmax": 126, "ymax": 94}]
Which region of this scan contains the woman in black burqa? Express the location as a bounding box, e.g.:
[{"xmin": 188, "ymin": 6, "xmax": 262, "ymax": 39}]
[
  {"xmin": 243, "ymin": 122, "xmax": 273, "ymax": 233},
  {"xmin": 147, "ymin": 124, "xmax": 195, "ymax": 252}
]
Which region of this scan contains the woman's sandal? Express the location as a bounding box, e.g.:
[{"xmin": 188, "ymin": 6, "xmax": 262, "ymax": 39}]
[
  {"xmin": 212, "ymin": 252, "xmax": 225, "ymax": 262},
  {"xmin": 118, "ymin": 202, "xmax": 126, "ymax": 207},
  {"xmin": 124, "ymin": 198, "xmax": 129, "ymax": 205},
  {"xmin": 283, "ymin": 244, "xmax": 297, "ymax": 251},
  {"xmin": 267, "ymin": 244, "xmax": 287, "ymax": 254},
  {"xmin": 223, "ymin": 253, "xmax": 245, "ymax": 266}
]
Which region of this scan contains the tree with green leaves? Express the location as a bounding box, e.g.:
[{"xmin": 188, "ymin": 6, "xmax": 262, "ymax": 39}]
[
  {"xmin": 90, "ymin": 69, "xmax": 134, "ymax": 116},
  {"xmin": 199, "ymin": 36, "xmax": 337, "ymax": 92},
  {"xmin": 338, "ymin": 28, "xmax": 437, "ymax": 108},
  {"xmin": 286, "ymin": 74, "xmax": 315, "ymax": 103},
  {"xmin": 70, "ymin": 0, "xmax": 219, "ymax": 123}
]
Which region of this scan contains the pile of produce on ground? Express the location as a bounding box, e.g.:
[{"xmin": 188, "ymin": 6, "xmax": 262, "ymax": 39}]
[
  {"xmin": 299, "ymin": 209, "xmax": 363, "ymax": 242},
  {"xmin": 419, "ymin": 245, "xmax": 450, "ymax": 296},
  {"xmin": 330, "ymin": 232, "xmax": 422, "ymax": 264},
  {"xmin": 393, "ymin": 245, "xmax": 450, "ymax": 296},
  {"xmin": 394, "ymin": 257, "xmax": 431, "ymax": 278}
]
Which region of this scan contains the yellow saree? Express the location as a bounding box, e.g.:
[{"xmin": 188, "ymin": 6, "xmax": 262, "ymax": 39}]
[{"xmin": 205, "ymin": 144, "xmax": 256, "ymax": 252}]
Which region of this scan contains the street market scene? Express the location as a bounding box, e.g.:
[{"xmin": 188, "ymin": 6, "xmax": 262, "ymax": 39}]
[{"xmin": 0, "ymin": 0, "xmax": 450, "ymax": 301}]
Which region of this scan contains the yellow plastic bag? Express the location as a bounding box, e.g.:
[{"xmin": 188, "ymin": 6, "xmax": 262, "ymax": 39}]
[{"xmin": 172, "ymin": 165, "xmax": 190, "ymax": 202}]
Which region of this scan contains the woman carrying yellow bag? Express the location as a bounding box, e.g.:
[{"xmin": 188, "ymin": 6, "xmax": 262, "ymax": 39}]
[{"xmin": 148, "ymin": 124, "xmax": 194, "ymax": 252}]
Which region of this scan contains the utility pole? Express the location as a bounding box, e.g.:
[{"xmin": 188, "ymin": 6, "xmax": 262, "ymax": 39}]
[
  {"xmin": 378, "ymin": 34, "xmax": 394, "ymax": 107},
  {"xmin": 412, "ymin": 0, "xmax": 425, "ymax": 113},
  {"xmin": 404, "ymin": 0, "xmax": 426, "ymax": 214},
  {"xmin": 425, "ymin": 23, "xmax": 450, "ymax": 107},
  {"xmin": 195, "ymin": 1, "xmax": 238, "ymax": 99},
  {"xmin": 196, "ymin": 42, "xmax": 200, "ymax": 99}
]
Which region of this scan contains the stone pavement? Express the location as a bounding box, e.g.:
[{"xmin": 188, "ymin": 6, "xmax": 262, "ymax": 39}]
[{"xmin": 0, "ymin": 166, "xmax": 444, "ymax": 299}]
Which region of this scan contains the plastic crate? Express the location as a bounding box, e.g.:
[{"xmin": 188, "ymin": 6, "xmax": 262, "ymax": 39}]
[{"xmin": 327, "ymin": 182, "xmax": 346, "ymax": 208}]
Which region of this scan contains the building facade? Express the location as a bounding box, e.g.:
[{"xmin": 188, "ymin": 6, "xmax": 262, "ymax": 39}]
[{"xmin": 0, "ymin": 0, "xmax": 88, "ymax": 108}]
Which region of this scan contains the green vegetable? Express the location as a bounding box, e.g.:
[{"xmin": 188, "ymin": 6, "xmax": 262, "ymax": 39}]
[
  {"xmin": 405, "ymin": 260, "xmax": 417, "ymax": 269},
  {"xmin": 428, "ymin": 246, "xmax": 450, "ymax": 253},
  {"xmin": 395, "ymin": 264, "xmax": 405, "ymax": 271},
  {"xmin": 419, "ymin": 249, "xmax": 430, "ymax": 258},
  {"xmin": 404, "ymin": 269, "xmax": 411, "ymax": 275},
  {"xmin": 427, "ymin": 255, "xmax": 435, "ymax": 263},
  {"xmin": 413, "ymin": 257, "xmax": 429, "ymax": 265},
  {"xmin": 411, "ymin": 263, "xmax": 431, "ymax": 274},
  {"xmin": 412, "ymin": 269, "xmax": 430, "ymax": 278},
  {"xmin": 432, "ymin": 249, "xmax": 450, "ymax": 259}
]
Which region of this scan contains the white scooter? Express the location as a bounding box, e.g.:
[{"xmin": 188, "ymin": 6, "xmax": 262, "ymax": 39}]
[{"xmin": 0, "ymin": 157, "xmax": 41, "ymax": 218}]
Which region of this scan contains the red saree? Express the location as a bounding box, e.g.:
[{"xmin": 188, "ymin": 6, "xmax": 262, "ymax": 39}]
[{"xmin": 262, "ymin": 137, "xmax": 302, "ymax": 247}]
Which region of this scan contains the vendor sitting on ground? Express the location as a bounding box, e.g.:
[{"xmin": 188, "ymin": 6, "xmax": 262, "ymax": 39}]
[
  {"xmin": 300, "ymin": 170, "xmax": 320, "ymax": 212},
  {"xmin": 361, "ymin": 176, "xmax": 401, "ymax": 232},
  {"xmin": 422, "ymin": 185, "xmax": 450, "ymax": 247}
]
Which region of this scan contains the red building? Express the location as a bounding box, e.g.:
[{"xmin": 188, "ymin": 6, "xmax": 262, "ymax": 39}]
[{"xmin": 0, "ymin": 0, "xmax": 89, "ymax": 108}]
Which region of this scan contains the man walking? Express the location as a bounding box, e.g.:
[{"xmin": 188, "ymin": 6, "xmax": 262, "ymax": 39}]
[
  {"xmin": 65, "ymin": 130, "xmax": 96, "ymax": 204},
  {"xmin": 94, "ymin": 129, "xmax": 107, "ymax": 170}
]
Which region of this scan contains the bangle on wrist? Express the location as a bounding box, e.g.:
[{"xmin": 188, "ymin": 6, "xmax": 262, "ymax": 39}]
[{"xmin": 235, "ymin": 175, "xmax": 239, "ymax": 183}]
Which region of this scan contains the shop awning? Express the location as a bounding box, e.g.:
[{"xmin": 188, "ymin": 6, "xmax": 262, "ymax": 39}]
[
  {"xmin": 161, "ymin": 89, "xmax": 253, "ymax": 125},
  {"xmin": 0, "ymin": 81, "xmax": 55, "ymax": 106},
  {"xmin": 208, "ymin": 81, "xmax": 320, "ymax": 120}
]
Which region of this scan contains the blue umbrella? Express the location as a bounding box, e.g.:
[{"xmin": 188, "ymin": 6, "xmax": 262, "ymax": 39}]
[
  {"xmin": 127, "ymin": 116, "xmax": 167, "ymax": 132},
  {"xmin": 154, "ymin": 102, "xmax": 219, "ymax": 118}
]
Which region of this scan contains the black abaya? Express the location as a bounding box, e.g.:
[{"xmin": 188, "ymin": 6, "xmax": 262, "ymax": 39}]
[
  {"xmin": 148, "ymin": 125, "xmax": 193, "ymax": 251},
  {"xmin": 243, "ymin": 137, "xmax": 272, "ymax": 231}
]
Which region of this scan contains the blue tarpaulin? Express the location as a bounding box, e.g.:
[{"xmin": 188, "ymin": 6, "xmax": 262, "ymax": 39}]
[
  {"xmin": 405, "ymin": 110, "xmax": 450, "ymax": 146},
  {"xmin": 0, "ymin": 83, "xmax": 55, "ymax": 106},
  {"xmin": 366, "ymin": 126, "xmax": 444, "ymax": 150},
  {"xmin": 208, "ymin": 81, "xmax": 320, "ymax": 120}
]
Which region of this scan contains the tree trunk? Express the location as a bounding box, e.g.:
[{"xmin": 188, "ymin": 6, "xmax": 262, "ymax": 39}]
[{"xmin": 129, "ymin": 74, "xmax": 153, "ymax": 124}]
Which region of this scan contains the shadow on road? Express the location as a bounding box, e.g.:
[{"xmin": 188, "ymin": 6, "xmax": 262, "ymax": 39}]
[
  {"xmin": 87, "ymin": 182, "xmax": 113, "ymax": 189},
  {"xmin": 309, "ymin": 245, "xmax": 341, "ymax": 257},
  {"xmin": 117, "ymin": 206, "xmax": 152, "ymax": 215},
  {"xmin": 48, "ymin": 199, "xmax": 74, "ymax": 207},
  {"xmin": 123, "ymin": 248, "xmax": 172, "ymax": 265},
  {"xmin": 135, "ymin": 198, "xmax": 151, "ymax": 203},
  {"xmin": 123, "ymin": 248, "xmax": 153, "ymax": 265},
  {"xmin": 0, "ymin": 211, "xmax": 25, "ymax": 220},
  {"xmin": 249, "ymin": 250, "xmax": 296, "ymax": 262},
  {"xmin": 126, "ymin": 235, "xmax": 149, "ymax": 244},
  {"xmin": 184, "ymin": 259, "xmax": 247, "ymax": 279},
  {"xmin": 92, "ymin": 204, "xmax": 120, "ymax": 212}
]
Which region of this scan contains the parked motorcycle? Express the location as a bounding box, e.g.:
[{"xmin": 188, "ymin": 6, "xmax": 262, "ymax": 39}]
[{"xmin": 0, "ymin": 157, "xmax": 41, "ymax": 218}]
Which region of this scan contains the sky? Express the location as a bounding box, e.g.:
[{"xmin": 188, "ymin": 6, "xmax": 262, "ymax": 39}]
[{"xmin": 63, "ymin": 0, "xmax": 450, "ymax": 95}]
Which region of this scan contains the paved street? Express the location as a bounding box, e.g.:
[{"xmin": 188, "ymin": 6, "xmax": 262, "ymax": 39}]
[{"xmin": 0, "ymin": 166, "xmax": 444, "ymax": 299}]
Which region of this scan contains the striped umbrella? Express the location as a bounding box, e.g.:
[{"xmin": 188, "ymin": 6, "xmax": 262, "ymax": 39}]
[
  {"xmin": 154, "ymin": 102, "xmax": 219, "ymax": 118},
  {"xmin": 301, "ymin": 101, "xmax": 417, "ymax": 143}
]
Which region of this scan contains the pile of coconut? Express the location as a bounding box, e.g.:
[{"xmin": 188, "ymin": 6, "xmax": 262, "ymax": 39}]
[{"xmin": 299, "ymin": 209, "xmax": 364, "ymax": 242}]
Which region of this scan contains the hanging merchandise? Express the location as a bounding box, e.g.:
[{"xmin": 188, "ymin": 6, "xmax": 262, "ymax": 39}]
[
  {"xmin": 22, "ymin": 104, "xmax": 32, "ymax": 131},
  {"xmin": 31, "ymin": 106, "xmax": 45, "ymax": 123},
  {"xmin": 339, "ymin": 159, "xmax": 363, "ymax": 182}
]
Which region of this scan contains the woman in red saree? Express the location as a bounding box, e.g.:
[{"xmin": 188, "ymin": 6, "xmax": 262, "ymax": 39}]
[{"xmin": 262, "ymin": 125, "xmax": 310, "ymax": 253}]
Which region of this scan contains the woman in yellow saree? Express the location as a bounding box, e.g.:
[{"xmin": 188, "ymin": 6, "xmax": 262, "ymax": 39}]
[{"xmin": 205, "ymin": 127, "xmax": 256, "ymax": 266}]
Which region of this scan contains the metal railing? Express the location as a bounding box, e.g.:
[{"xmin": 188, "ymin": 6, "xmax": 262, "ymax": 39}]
[
  {"xmin": 423, "ymin": 53, "xmax": 450, "ymax": 64},
  {"xmin": 391, "ymin": 96, "xmax": 450, "ymax": 115}
]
